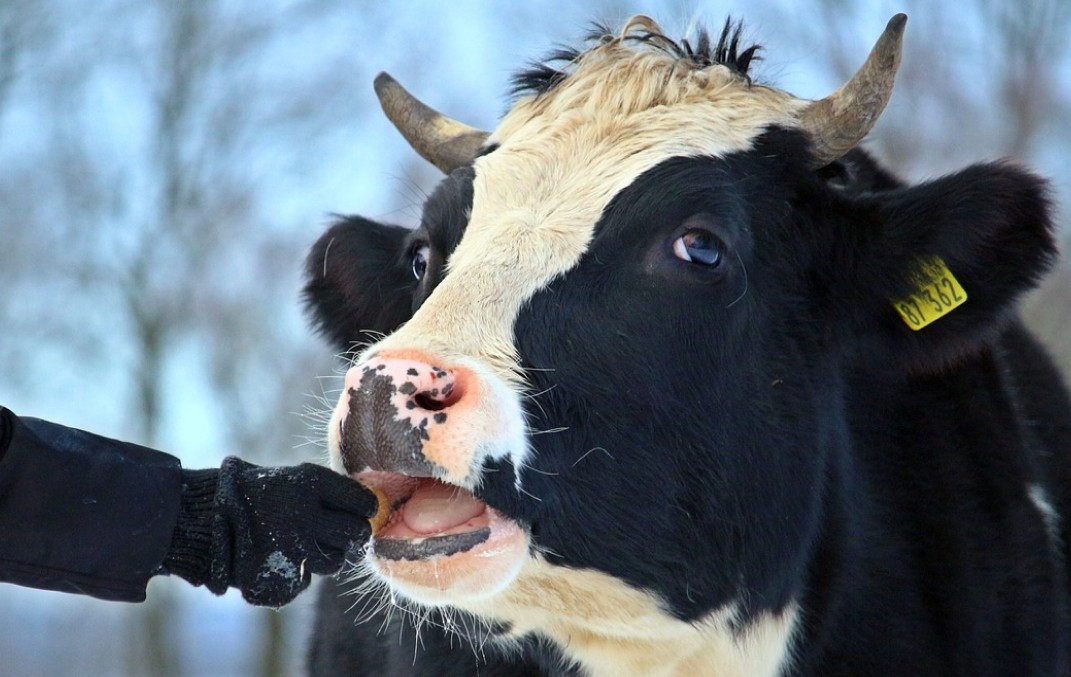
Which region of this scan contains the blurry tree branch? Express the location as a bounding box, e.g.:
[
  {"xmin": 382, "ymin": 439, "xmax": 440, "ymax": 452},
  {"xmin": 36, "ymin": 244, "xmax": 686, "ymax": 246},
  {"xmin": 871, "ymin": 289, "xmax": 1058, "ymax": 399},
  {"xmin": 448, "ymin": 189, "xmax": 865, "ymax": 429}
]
[{"xmin": 0, "ymin": 2, "xmax": 52, "ymax": 110}]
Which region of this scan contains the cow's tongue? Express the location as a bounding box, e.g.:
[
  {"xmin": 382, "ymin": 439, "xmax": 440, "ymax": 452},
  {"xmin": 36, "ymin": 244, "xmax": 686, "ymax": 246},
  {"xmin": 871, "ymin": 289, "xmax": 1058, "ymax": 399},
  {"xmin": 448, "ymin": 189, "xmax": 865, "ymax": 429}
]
[{"xmin": 399, "ymin": 479, "xmax": 486, "ymax": 535}]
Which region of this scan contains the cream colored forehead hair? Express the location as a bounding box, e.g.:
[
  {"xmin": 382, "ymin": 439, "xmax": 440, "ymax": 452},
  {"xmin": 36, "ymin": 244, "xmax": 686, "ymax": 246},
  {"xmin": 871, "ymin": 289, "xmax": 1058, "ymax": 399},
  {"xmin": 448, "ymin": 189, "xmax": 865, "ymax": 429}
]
[{"xmin": 490, "ymin": 16, "xmax": 804, "ymax": 150}]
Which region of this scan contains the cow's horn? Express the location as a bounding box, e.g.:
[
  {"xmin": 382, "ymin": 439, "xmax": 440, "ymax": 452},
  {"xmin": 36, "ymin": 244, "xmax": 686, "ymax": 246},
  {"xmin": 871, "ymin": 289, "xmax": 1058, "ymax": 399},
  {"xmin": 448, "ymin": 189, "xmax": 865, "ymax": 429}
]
[
  {"xmin": 374, "ymin": 72, "xmax": 490, "ymax": 174},
  {"xmin": 798, "ymin": 14, "xmax": 907, "ymax": 168}
]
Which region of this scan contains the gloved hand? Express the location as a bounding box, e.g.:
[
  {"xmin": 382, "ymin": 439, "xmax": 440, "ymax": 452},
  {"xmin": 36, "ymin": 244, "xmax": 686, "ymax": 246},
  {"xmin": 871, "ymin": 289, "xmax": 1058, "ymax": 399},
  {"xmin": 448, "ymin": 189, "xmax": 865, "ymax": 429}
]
[{"xmin": 162, "ymin": 456, "xmax": 375, "ymax": 607}]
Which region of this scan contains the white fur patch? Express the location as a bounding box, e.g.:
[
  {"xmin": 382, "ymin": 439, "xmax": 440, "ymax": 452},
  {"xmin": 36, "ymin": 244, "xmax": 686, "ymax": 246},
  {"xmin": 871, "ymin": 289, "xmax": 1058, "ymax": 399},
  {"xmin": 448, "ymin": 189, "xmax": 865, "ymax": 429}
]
[{"xmin": 464, "ymin": 556, "xmax": 799, "ymax": 677}]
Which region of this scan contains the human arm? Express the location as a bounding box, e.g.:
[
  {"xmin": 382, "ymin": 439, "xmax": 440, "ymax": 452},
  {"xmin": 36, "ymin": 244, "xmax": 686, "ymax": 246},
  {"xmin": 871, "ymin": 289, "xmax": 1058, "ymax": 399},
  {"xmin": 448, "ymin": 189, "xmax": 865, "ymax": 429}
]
[
  {"xmin": 0, "ymin": 407, "xmax": 375, "ymax": 606},
  {"xmin": 0, "ymin": 406, "xmax": 181, "ymax": 601}
]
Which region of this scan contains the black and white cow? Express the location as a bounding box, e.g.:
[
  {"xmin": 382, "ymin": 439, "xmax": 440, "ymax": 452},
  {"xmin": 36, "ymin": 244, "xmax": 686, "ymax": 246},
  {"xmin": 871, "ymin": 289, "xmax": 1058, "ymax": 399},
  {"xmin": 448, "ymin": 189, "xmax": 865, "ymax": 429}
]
[{"xmin": 303, "ymin": 15, "xmax": 1071, "ymax": 676}]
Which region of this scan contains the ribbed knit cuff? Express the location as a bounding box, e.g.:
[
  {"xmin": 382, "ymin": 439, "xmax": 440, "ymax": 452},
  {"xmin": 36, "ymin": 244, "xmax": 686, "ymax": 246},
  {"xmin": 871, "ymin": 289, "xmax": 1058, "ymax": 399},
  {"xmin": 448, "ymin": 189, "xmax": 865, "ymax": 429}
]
[{"xmin": 161, "ymin": 468, "xmax": 219, "ymax": 589}]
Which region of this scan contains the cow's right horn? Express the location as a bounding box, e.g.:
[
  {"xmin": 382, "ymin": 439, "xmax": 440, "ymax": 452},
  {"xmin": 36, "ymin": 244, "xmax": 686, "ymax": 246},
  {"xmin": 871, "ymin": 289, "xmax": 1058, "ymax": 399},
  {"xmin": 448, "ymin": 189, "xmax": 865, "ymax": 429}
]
[{"xmin": 374, "ymin": 72, "xmax": 490, "ymax": 174}]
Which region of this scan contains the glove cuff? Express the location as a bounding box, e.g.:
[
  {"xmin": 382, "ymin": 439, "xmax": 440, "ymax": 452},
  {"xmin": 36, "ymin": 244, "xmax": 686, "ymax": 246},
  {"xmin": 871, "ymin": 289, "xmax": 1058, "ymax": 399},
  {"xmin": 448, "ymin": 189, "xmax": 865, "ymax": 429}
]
[{"xmin": 161, "ymin": 468, "xmax": 219, "ymax": 590}]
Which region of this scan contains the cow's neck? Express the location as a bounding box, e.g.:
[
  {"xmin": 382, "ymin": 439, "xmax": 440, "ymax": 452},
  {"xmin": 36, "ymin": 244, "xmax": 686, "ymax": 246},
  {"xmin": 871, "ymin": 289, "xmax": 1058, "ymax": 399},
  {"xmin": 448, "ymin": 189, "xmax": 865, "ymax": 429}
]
[{"xmin": 468, "ymin": 555, "xmax": 800, "ymax": 676}]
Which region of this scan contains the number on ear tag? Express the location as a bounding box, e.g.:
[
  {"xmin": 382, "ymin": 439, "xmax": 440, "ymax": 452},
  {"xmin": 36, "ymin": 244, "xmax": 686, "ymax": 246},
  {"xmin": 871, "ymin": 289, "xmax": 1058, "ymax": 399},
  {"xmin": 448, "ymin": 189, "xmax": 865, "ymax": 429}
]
[{"xmin": 892, "ymin": 257, "xmax": 968, "ymax": 331}]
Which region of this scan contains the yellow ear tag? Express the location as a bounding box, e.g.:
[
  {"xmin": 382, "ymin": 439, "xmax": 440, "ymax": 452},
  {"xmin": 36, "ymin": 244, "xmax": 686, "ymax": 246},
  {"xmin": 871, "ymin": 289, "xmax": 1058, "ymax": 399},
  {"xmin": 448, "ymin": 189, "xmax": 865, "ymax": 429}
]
[{"xmin": 892, "ymin": 256, "xmax": 968, "ymax": 331}]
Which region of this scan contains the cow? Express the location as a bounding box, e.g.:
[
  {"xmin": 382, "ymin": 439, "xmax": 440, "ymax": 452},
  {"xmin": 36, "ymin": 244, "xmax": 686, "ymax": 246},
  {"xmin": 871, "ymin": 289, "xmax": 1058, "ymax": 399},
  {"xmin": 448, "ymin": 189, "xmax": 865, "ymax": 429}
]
[{"xmin": 302, "ymin": 14, "xmax": 1071, "ymax": 676}]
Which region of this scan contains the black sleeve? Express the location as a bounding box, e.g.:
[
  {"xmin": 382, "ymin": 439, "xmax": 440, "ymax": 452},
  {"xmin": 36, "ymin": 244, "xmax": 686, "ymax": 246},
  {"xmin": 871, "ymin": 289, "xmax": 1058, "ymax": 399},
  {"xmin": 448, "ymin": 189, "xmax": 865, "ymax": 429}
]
[{"xmin": 0, "ymin": 407, "xmax": 183, "ymax": 602}]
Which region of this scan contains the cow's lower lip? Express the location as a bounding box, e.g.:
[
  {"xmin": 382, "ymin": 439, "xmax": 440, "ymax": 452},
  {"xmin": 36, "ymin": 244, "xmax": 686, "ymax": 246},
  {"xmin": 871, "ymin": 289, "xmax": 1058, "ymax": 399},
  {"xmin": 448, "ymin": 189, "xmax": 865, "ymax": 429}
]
[
  {"xmin": 354, "ymin": 470, "xmax": 529, "ymax": 604},
  {"xmin": 356, "ymin": 471, "xmax": 498, "ymax": 561},
  {"xmin": 374, "ymin": 528, "xmax": 491, "ymax": 560}
]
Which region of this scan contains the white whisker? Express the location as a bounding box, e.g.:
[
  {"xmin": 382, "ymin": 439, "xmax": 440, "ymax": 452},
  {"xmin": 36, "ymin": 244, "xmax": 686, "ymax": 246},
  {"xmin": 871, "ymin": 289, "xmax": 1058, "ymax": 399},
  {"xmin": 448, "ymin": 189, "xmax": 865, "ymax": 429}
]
[
  {"xmin": 337, "ymin": 548, "xmax": 500, "ymax": 665},
  {"xmin": 519, "ymin": 365, "xmax": 557, "ymax": 373},
  {"xmin": 572, "ymin": 446, "xmax": 615, "ymax": 466},
  {"xmin": 517, "ymin": 485, "xmax": 544, "ymax": 502},
  {"xmin": 521, "ymin": 464, "xmax": 560, "ymax": 477},
  {"xmin": 321, "ymin": 237, "xmax": 336, "ymax": 278},
  {"xmin": 533, "ymin": 543, "xmax": 563, "ymax": 560},
  {"xmin": 528, "ymin": 426, "xmax": 569, "ymax": 436},
  {"xmin": 523, "ymin": 383, "xmax": 558, "ymax": 400},
  {"xmin": 521, "ymin": 383, "xmax": 557, "ymax": 422},
  {"xmin": 726, "ymin": 250, "xmax": 749, "ymax": 309}
]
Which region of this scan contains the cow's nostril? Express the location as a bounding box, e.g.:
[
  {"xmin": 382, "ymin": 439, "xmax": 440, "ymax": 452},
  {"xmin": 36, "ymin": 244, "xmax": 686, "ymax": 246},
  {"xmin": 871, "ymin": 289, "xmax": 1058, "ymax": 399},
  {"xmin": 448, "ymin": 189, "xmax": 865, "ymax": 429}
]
[
  {"xmin": 414, "ymin": 392, "xmax": 446, "ymax": 411},
  {"xmin": 411, "ymin": 375, "xmax": 464, "ymax": 411},
  {"xmin": 404, "ymin": 370, "xmax": 464, "ymax": 413}
]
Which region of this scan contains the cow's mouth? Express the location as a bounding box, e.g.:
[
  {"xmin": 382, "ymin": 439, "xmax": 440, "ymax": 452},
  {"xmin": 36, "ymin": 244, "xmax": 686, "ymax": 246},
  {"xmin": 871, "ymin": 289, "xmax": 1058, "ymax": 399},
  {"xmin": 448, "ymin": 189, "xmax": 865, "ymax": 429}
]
[
  {"xmin": 352, "ymin": 469, "xmax": 529, "ymax": 604},
  {"xmin": 357, "ymin": 471, "xmax": 504, "ymax": 561}
]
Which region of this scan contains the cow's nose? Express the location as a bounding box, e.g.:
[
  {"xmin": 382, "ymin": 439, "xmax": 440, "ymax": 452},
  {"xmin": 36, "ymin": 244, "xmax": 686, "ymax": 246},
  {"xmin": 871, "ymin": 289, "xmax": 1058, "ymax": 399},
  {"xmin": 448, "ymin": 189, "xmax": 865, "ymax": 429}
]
[{"xmin": 337, "ymin": 352, "xmax": 474, "ymax": 478}]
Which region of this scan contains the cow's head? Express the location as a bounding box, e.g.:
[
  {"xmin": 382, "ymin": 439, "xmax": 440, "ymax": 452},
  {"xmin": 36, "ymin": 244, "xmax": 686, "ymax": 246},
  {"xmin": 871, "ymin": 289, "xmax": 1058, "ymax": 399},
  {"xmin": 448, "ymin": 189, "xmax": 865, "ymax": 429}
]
[{"xmin": 305, "ymin": 15, "xmax": 1055, "ymax": 673}]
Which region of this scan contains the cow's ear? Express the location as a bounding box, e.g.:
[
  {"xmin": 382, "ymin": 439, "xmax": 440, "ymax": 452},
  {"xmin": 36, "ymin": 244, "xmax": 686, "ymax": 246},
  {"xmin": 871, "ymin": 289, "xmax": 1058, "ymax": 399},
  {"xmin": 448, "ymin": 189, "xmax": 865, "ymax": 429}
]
[
  {"xmin": 823, "ymin": 162, "xmax": 1057, "ymax": 372},
  {"xmin": 303, "ymin": 216, "xmax": 416, "ymax": 353}
]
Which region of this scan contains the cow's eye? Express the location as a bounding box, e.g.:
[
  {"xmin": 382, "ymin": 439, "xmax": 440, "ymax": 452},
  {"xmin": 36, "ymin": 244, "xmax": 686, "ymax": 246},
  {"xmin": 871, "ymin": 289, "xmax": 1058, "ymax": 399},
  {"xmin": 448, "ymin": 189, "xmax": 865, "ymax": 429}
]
[
  {"xmin": 672, "ymin": 229, "xmax": 723, "ymax": 267},
  {"xmin": 411, "ymin": 244, "xmax": 430, "ymax": 280}
]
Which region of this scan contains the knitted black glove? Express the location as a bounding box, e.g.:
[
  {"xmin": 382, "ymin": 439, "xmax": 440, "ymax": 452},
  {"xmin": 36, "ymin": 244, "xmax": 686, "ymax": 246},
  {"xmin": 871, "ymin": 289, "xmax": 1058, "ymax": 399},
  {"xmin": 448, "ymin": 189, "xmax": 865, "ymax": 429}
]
[{"xmin": 162, "ymin": 457, "xmax": 375, "ymax": 607}]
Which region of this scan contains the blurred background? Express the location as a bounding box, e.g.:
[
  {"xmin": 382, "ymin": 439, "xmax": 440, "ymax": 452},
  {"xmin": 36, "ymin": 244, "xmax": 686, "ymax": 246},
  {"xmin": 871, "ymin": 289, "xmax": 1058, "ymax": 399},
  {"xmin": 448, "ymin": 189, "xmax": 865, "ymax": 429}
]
[{"xmin": 0, "ymin": 0, "xmax": 1068, "ymax": 674}]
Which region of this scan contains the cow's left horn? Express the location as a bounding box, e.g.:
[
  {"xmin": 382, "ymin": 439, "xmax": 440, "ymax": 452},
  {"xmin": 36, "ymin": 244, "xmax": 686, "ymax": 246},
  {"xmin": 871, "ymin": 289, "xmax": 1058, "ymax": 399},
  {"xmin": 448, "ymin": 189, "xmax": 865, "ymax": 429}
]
[
  {"xmin": 374, "ymin": 72, "xmax": 490, "ymax": 174},
  {"xmin": 799, "ymin": 14, "xmax": 907, "ymax": 168}
]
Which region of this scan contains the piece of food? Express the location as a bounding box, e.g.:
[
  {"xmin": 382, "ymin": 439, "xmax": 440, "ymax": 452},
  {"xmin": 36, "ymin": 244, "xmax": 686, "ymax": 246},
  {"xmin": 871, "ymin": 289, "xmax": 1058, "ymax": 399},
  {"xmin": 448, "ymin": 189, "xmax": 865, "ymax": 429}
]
[{"xmin": 368, "ymin": 485, "xmax": 392, "ymax": 534}]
